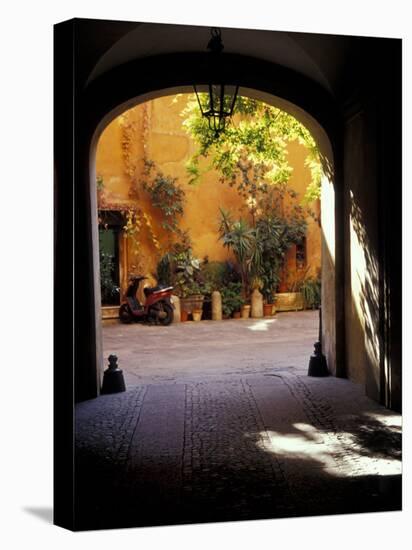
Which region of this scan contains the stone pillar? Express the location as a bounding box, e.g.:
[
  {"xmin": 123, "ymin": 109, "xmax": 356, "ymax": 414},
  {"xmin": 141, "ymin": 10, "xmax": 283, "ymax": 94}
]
[
  {"xmin": 251, "ymin": 289, "xmax": 263, "ymax": 318},
  {"xmin": 212, "ymin": 291, "xmax": 222, "ymax": 320},
  {"xmin": 172, "ymin": 295, "xmax": 181, "ymax": 323}
]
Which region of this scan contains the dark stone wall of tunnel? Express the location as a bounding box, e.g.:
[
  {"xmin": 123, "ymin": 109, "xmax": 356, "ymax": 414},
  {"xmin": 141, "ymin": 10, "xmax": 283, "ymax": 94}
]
[{"xmin": 340, "ymin": 39, "xmax": 402, "ymax": 411}]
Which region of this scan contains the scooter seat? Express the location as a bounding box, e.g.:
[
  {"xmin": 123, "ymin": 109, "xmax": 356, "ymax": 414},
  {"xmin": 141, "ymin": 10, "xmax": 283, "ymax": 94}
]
[
  {"xmin": 144, "ymin": 285, "xmax": 173, "ymax": 297},
  {"xmin": 144, "ymin": 285, "xmax": 161, "ymax": 296}
]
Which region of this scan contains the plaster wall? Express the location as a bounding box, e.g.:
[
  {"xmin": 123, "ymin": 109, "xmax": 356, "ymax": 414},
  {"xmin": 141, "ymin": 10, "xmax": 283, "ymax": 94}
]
[
  {"xmin": 321, "ymin": 174, "xmax": 336, "ymax": 374},
  {"xmin": 96, "ymin": 94, "xmax": 321, "ymax": 294},
  {"xmin": 343, "ymin": 110, "xmax": 381, "ymax": 402}
]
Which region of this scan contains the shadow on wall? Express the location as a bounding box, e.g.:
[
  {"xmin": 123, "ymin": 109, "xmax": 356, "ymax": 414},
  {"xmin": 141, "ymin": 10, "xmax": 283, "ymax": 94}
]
[
  {"xmin": 347, "ymin": 187, "xmax": 381, "ymax": 401},
  {"xmin": 343, "ymin": 109, "xmax": 384, "ymax": 404},
  {"xmin": 319, "ymin": 152, "xmax": 334, "ymax": 183}
]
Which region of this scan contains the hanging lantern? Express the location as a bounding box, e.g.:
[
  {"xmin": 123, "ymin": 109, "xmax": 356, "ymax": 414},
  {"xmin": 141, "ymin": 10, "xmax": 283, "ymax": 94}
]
[{"xmin": 194, "ymin": 28, "xmax": 239, "ymax": 137}]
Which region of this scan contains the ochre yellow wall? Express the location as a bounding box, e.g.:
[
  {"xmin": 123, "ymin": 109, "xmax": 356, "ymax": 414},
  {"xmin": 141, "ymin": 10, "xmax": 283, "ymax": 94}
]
[{"xmin": 96, "ymin": 94, "xmax": 321, "ymax": 295}]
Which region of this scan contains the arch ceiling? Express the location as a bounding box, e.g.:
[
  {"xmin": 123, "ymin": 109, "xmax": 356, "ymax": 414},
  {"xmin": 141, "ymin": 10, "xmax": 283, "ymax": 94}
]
[{"xmin": 86, "ymin": 22, "xmax": 352, "ymax": 96}]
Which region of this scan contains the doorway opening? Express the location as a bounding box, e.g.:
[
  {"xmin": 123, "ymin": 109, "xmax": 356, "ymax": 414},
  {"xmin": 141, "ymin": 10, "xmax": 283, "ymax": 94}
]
[{"xmin": 93, "ymin": 90, "xmax": 333, "ymax": 385}]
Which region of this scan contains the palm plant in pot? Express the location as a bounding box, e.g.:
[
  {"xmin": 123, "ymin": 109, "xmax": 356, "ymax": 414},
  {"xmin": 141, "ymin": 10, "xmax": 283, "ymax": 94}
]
[
  {"xmin": 218, "ymin": 208, "xmax": 260, "ymax": 318},
  {"xmin": 218, "ymin": 209, "xmax": 259, "ymax": 295}
]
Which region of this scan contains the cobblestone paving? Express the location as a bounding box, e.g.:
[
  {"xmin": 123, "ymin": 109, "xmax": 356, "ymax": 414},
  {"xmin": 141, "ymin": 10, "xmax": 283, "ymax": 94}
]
[
  {"xmin": 75, "ymin": 313, "xmax": 401, "ymax": 530},
  {"xmin": 181, "ymin": 379, "xmax": 293, "ymax": 523},
  {"xmin": 75, "ymin": 373, "xmax": 401, "ymax": 529}
]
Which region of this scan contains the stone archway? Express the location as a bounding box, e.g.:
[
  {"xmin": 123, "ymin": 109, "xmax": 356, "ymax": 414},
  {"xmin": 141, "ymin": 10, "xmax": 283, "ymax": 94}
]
[
  {"xmin": 91, "ymin": 86, "xmax": 338, "ymax": 392},
  {"xmin": 55, "ymin": 22, "xmax": 400, "ymax": 414},
  {"xmin": 72, "ymin": 51, "xmax": 344, "ymax": 403},
  {"xmin": 54, "ymin": 21, "xmax": 402, "ymax": 529}
]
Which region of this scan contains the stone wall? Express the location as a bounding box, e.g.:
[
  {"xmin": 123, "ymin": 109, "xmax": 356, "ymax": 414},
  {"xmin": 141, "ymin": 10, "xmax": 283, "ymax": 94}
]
[{"xmin": 343, "ymin": 106, "xmax": 381, "ymax": 403}]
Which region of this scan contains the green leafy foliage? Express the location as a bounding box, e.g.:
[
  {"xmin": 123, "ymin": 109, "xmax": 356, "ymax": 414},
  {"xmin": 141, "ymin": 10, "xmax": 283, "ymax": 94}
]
[
  {"xmin": 156, "ymin": 254, "xmax": 172, "ymax": 286},
  {"xmin": 199, "ymin": 258, "xmax": 241, "ymax": 291},
  {"xmin": 221, "ymin": 282, "xmax": 245, "ymax": 317},
  {"xmin": 300, "ymin": 277, "xmax": 321, "ymax": 309},
  {"xmin": 155, "ymin": 235, "xmax": 213, "ymax": 298},
  {"xmin": 142, "ymin": 159, "xmax": 185, "ymax": 234},
  {"xmin": 217, "ymin": 208, "xmax": 257, "ymax": 297},
  {"xmin": 181, "ymin": 95, "xmax": 323, "ymax": 203},
  {"xmin": 218, "ymin": 203, "xmax": 306, "ymax": 300},
  {"xmin": 99, "ymin": 252, "xmax": 120, "ymax": 304}
]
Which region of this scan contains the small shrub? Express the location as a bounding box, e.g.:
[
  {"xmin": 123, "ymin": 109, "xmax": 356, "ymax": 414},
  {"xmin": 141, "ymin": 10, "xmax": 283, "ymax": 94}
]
[
  {"xmin": 221, "ymin": 282, "xmax": 245, "ymax": 317},
  {"xmin": 300, "ymin": 278, "xmax": 321, "ymax": 309},
  {"xmin": 100, "ymin": 252, "xmax": 120, "ymax": 305},
  {"xmin": 200, "ymin": 258, "xmax": 241, "ymax": 291}
]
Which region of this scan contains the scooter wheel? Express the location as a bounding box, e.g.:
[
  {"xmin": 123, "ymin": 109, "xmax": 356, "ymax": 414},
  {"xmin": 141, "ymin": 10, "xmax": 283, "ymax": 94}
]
[
  {"xmin": 119, "ymin": 304, "xmax": 133, "ymax": 324},
  {"xmin": 157, "ymin": 302, "xmax": 174, "ymax": 326}
]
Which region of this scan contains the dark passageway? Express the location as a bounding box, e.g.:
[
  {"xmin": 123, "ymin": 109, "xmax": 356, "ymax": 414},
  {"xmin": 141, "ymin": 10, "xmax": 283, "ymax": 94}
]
[{"xmin": 75, "ymin": 313, "xmax": 401, "ymax": 530}]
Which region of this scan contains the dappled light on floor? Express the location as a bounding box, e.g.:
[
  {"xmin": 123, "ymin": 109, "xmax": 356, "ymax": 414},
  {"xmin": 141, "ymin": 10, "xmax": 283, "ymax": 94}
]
[{"xmin": 254, "ymin": 421, "xmax": 401, "ymax": 477}]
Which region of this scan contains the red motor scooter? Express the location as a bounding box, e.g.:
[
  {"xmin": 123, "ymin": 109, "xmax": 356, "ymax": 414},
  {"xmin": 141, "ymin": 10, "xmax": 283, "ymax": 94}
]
[{"xmin": 119, "ymin": 275, "xmax": 174, "ymax": 325}]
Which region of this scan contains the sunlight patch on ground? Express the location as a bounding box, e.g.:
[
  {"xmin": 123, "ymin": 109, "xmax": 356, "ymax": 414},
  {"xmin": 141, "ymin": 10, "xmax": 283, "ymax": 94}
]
[
  {"xmin": 363, "ymin": 411, "xmax": 402, "ymax": 429},
  {"xmin": 253, "ymin": 424, "xmax": 401, "ymax": 477},
  {"xmin": 247, "ymin": 319, "xmax": 277, "ymax": 331}
]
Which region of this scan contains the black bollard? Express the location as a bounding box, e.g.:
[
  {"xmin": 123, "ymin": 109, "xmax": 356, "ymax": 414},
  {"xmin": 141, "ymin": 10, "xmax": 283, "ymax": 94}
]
[
  {"xmin": 307, "ymin": 306, "xmax": 329, "ymax": 377},
  {"xmin": 101, "ymin": 354, "xmax": 126, "ymax": 394}
]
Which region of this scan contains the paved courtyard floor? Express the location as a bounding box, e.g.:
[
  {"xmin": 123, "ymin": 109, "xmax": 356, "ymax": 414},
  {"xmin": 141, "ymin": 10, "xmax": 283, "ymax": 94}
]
[
  {"xmin": 101, "ymin": 310, "xmax": 321, "ymax": 384},
  {"xmin": 75, "ymin": 311, "xmax": 402, "ymax": 530}
]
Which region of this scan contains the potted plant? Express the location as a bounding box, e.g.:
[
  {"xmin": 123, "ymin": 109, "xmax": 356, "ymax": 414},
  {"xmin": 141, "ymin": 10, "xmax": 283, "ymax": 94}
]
[
  {"xmin": 300, "ymin": 277, "xmax": 321, "ymax": 309},
  {"xmin": 275, "ymin": 266, "xmax": 311, "ymax": 311},
  {"xmin": 218, "ymin": 209, "xmax": 256, "ymax": 301},
  {"xmin": 221, "ymin": 282, "xmax": 245, "ymax": 319},
  {"xmin": 261, "ymin": 274, "xmax": 277, "ymax": 317},
  {"xmin": 263, "ymin": 292, "xmax": 275, "ymax": 316},
  {"xmin": 159, "ymin": 245, "xmax": 205, "ymax": 316},
  {"xmin": 179, "ymin": 279, "xmax": 205, "ymax": 314}
]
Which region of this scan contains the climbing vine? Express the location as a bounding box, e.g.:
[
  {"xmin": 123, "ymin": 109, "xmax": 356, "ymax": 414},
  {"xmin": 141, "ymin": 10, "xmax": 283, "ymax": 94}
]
[
  {"xmin": 111, "ymin": 106, "xmax": 163, "ymax": 268},
  {"xmin": 141, "ymin": 159, "xmax": 185, "ymax": 235},
  {"xmin": 118, "ymin": 109, "xmax": 142, "ymax": 199}
]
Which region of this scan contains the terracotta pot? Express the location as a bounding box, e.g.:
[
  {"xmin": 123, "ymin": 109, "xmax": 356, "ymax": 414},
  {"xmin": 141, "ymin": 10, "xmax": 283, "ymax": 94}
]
[
  {"xmin": 233, "ymin": 311, "xmax": 241, "ymax": 319},
  {"xmin": 181, "ymin": 310, "xmax": 189, "ymax": 322},
  {"xmin": 263, "ymin": 303, "xmax": 273, "ymax": 317},
  {"xmin": 192, "ymin": 309, "xmax": 202, "ymax": 322},
  {"xmin": 180, "ymin": 295, "xmax": 204, "ymax": 312},
  {"xmin": 241, "ymin": 304, "xmax": 251, "ymax": 319}
]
